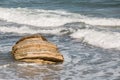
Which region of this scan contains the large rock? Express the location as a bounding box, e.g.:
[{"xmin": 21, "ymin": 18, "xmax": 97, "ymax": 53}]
[{"xmin": 11, "ymin": 34, "xmax": 64, "ymax": 64}]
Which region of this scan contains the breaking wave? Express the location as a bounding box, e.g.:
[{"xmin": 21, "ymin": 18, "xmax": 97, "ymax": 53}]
[
  {"xmin": 70, "ymin": 29, "xmax": 120, "ymax": 50},
  {"xmin": 0, "ymin": 7, "xmax": 120, "ymax": 50},
  {"xmin": 0, "ymin": 7, "xmax": 120, "ymax": 27},
  {"xmin": 0, "ymin": 26, "xmax": 67, "ymax": 34}
]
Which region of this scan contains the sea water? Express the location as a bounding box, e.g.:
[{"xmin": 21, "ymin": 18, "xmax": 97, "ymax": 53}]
[{"xmin": 0, "ymin": 0, "xmax": 120, "ymax": 80}]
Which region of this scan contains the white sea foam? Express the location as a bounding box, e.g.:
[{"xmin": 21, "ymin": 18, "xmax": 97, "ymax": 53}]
[
  {"xmin": 0, "ymin": 8, "xmax": 77, "ymax": 27},
  {"xmin": 17, "ymin": 63, "xmax": 38, "ymax": 67},
  {"xmin": 70, "ymin": 29, "xmax": 120, "ymax": 50},
  {"xmin": 0, "ymin": 7, "xmax": 120, "ymax": 27},
  {"xmin": 0, "ymin": 64, "xmax": 9, "ymax": 69},
  {"xmin": 0, "ymin": 26, "xmax": 65, "ymax": 34}
]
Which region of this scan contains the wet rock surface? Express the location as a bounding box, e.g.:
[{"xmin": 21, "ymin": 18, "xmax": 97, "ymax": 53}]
[{"xmin": 11, "ymin": 34, "xmax": 64, "ymax": 64}]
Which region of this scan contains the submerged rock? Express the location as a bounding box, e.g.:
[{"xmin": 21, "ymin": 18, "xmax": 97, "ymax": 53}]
[{"xmin": 11, "ymin": 34, "xmax": 64, "ymax": 64}]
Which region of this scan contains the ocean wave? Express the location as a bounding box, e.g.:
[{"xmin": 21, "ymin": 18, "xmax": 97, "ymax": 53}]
[
  {"xmin": 0, "ymin": 7, "xmax": 120, "ymax": 27},
  {"xmin": 70, "ymin": 29, "xmax": 120, "ymax": 50},
  {"xmin": 0, "ymin": 26, "xmax": 71, "ymax": 35},
  {"xmin": 0, "ymin": 7, "xmax": 77, "ymax": 27}
]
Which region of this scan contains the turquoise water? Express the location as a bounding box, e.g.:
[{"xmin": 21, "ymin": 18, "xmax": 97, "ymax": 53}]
[{"xmin": 0, "ymin": 0, "xmax": 120, "ymax": 80}]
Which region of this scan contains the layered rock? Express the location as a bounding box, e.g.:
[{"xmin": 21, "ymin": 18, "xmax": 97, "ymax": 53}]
[{"xmin": 11, "ymin": 34, "xmax": 64, "ymax": 64}]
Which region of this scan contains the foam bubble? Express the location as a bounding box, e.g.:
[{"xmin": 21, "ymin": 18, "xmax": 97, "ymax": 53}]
[
  {"xmin": 70, "ymin": 29, "xmax": 120, "ymax": 50},
  {"xmin": 0, "ymin": 7, "xmax": 120, "ymax": 27}
]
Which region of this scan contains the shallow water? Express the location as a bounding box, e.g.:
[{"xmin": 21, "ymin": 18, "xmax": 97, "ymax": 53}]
[
  {"xmin": 0, "ymin": 34, "xmax": 120, "ymax": 80},
  {"xmin": 0, "ymin": 0, "xmax": 120, "ymax": 80}
]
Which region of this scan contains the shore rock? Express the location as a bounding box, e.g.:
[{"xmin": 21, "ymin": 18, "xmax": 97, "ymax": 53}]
[{"xmin": 11, "ymin": 34, "xmax": 64, "ymax": 64}]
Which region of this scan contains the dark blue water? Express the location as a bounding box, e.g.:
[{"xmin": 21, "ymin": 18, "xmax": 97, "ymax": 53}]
[
  {"xmin": 0, "ymin": 0, "xmax": 120, "ymax": 18},
  {"xmin": 0, "ymin": 0, "xmax": 120, "ymax": 80}
]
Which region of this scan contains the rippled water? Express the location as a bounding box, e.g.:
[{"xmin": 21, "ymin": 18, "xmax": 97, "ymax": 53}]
[{"xmin": 0, "ymin": 34, "xmax": 120, "ymax": 80}]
